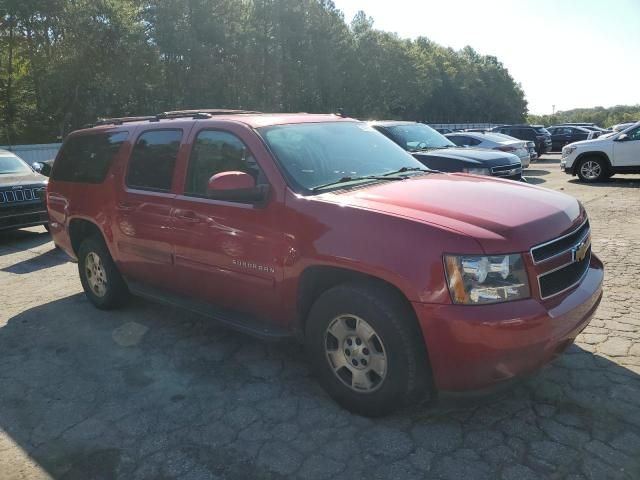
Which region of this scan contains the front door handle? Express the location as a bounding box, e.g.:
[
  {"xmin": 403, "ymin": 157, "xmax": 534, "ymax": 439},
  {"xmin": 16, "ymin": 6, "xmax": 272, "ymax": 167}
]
[{"xmin": 175, "ymin": 210, "xmax": 200, "ymax": 223}]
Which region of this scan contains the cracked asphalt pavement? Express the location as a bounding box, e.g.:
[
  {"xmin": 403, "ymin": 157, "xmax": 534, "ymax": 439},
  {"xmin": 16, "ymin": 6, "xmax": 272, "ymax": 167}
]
[{"xmin": 1, "ymin": 155, "xmax": 639, "ymax": 479}]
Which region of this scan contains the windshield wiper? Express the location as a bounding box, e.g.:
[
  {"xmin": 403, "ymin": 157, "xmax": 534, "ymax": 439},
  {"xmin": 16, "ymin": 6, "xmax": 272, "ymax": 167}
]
[
  {"xmin": 311, "ymin": 175, "xmax": 405, "ymax": 192},
  {"xmin": 382, "ymin": 166, "xmax": 431, "ymax": 176}
]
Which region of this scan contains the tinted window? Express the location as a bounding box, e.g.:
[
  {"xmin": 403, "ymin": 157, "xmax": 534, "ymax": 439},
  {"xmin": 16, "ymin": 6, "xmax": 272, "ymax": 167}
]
[
  {"xmin": 448, "ymin": 136, "xmax": 468, "ymax": 146},
  {"xmin": 126, "ymin": 130, "xmax": 182, "ymax": 192},
  {"xmin": 185, "ymin": 130, "xmax": 267, "ymax": 197},
  {"xmin": 533, "ymin": 126, "xmax": 550, "ymax": 135},
  {"xmin": 52, "ymin": 132, "xmax": 128, "ymax": 183}
]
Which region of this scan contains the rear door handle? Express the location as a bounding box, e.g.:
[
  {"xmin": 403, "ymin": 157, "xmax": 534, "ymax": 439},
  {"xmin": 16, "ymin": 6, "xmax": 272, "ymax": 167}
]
[{"xmin": 116, "ymin": 202, "xmax": 136, "ymax": 212}]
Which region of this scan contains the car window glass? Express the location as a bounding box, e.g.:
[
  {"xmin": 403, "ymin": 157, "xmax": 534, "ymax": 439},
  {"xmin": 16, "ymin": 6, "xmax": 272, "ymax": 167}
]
[
  {"xmin": 126, "ymin": 130, "xmax": 182, "ymax": 192},
  {"xmin": 185, "ymin": 130, "xmax": 267, "ymax": 197},
  {"xmin": 626, "ymin": 128, "xmax": 640, "ymax": 141},
  {"xmin": 52, "ymin": 132, "xmax": 128, "ymax": 183},
  {"xmin": 448, "ymin": 136, "xmax": 466, "ymax": 146}
]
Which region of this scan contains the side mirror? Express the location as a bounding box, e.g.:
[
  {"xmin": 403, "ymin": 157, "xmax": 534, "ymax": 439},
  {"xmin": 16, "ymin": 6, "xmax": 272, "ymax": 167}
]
[
  {"xmin": 616, "ymin": 133, "xmax": 629, "ymax": 142},
  {"xmin": 207, "ymin": 171, "xmax": 269, "ymax": 204},
  {"xmin": 32, "ymin": 162, "xmax": 44, "ymax": 173}
]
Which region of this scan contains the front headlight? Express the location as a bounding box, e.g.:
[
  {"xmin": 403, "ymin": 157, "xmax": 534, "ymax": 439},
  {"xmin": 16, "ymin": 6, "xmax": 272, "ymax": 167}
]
[
  {"xmin": 562, "ymin": 145, "xmax": 577, "ymax": 157},
  {"xmin": 444, "ymin": 254, "xmax": 530, "ymax": 305},
  {"xmin": 462, "ymin": 167, "xmax": 491, "ymax": 176}
]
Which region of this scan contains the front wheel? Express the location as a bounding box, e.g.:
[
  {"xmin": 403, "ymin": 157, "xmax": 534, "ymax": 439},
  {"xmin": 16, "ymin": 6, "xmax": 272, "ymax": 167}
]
[
  {"xmin": 305, "ymin": 282, "xmax": 432, "ymax": 416},
  {"xmin": 77, "ymin": 236, "xmax": 130, "ymax": 309},
  {"xmin": 577, "ymin": 157, "xmax": 607, "ymax": 183}
]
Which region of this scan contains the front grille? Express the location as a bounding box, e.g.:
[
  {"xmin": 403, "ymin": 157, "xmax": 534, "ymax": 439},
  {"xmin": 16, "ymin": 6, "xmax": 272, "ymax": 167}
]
[
  {"xmin": 0, "ymin": 202, "xmax": 46, "ymax": 216},
  {"xmin": 491, "ymin": 164, "xmax": 522, "ymax": 178},
  {"xmin": 0, "ymin": 186, "xmax": 46, "ymax": 204},
  {"xmin": 538, "ymin": 247, "xmax": 591, "ymax": 299},
  {"xmin": 531, "ymin": 219, "xmax": 590, "ymax": 263}
]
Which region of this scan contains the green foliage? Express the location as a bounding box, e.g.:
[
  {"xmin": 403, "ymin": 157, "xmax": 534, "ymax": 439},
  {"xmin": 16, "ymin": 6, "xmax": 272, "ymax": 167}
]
[
  {"xmin": 528, "ymin": 105, "xmax": 640, "ymax": 128},
  {"xmin": 0, "ymin": 0, "xmax": 528, "ymax": 143}
]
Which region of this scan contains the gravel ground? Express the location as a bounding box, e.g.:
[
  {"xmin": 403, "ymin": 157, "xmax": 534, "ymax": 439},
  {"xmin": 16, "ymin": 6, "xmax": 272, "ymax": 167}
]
[{"xmin": 1, "ymin": 154, "xmax": 639, "ymax": 480}]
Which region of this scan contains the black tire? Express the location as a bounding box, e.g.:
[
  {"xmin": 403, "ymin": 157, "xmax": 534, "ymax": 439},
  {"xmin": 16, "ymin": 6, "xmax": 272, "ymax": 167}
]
[
  {"xmin": 576, "ymin": 157, "xmax": 607, "ymax": 183},
  {"xmin": 305, "ymin": 282, "xmax": 432, "ymax": 417},
  {"xmin": 77, "ymin": 236, "xmax": 130, "ymax": 309}
]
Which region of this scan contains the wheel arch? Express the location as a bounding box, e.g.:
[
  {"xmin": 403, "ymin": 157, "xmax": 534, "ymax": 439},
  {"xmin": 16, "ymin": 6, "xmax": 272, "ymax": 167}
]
[
  {"xmin": 68, "ymin": 218, "xmax": 107, "ymax": 256},
  {"xmin": 296, "ymin": 265, "xmax": 419, "ymax": 335},
  {"xmin": 572, "ymin": 151, "xmax": 611, "ymax": 174}
]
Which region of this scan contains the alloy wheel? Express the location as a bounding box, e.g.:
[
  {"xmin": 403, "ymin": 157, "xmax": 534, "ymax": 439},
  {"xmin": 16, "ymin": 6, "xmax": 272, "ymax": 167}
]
[
  {"xmin": 324, "ymin": 314, "xmax": 387, "ymax": 392},
  {"xmin": 580, "ymin": 160, "xmax": 602, "ymax": 180},
  {"xmin": 85, "ymin": 252, "xmax": 108, "ymax": 297}
]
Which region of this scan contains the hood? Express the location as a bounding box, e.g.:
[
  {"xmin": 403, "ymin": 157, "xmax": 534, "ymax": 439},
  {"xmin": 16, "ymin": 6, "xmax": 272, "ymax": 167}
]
[
  {"xmin": 320, "ymin": 173, "xmax": 584, "ymax": 254},
  {"xmin": 0, "ymin": 171, "xmax": 48, "ymax": 187},
  {"xmin": 414, "ymin": 147, "xmax": 519, "ymax": 167},
  {"xmin": 569, "ymin": 136, "xmax": 614, "ymax": 149}
]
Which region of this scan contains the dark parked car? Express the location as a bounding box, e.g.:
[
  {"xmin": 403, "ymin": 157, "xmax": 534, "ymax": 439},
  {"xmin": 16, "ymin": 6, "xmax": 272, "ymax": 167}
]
[
  {"xmin": 547, "ymin": 126, "xmax": 597, "ymax": 151},
  {"xmin": 371, "ymin": 121, "xmax": 523, "ymax": 180},
  {"xmin": 491, "ymin": 125, "xmax": 552, "ymax": 156},
  {"xmin": 0, "ymin": 149, "xmax": 49, "ymax": 232}
]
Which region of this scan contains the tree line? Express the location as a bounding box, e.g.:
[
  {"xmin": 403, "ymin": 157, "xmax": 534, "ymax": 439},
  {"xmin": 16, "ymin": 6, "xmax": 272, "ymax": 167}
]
[
  {"xmin": 528, "ymin": 105, "xmax": 640, "ymax": 129},
  {"xmin": 0, "ymin": 0, "xmax": 528, "ymax": 145}
]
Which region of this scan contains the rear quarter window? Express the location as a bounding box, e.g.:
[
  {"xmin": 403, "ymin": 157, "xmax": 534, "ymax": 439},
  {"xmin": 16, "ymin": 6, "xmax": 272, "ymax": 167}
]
[{"xmin": 52, "ymin": 131, "xmax": 128, "ymax": 183}]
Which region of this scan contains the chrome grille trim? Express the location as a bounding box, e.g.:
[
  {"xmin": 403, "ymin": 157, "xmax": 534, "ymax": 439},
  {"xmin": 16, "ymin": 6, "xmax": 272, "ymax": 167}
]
[
  {"xmin": 0, "ymin": 187, "xmax": 46, "ymax": 205},
  {"xmin": 530, "ymin": 218, "xmax": 590, "ymax": 265}
]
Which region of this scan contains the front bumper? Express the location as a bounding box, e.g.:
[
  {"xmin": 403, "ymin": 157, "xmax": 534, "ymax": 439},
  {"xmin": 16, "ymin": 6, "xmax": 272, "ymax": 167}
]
[
  {"xmin": 412, "ymin": 254, "xmax": 603, "ymax": 392},
  {"xmin": 0, "ymin": 208, "xmax": 48, "ymax": 231}
]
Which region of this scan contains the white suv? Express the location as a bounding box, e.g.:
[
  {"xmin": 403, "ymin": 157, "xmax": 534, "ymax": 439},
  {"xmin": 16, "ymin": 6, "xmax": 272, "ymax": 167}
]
[{"xmin": 561, "ymin": 122, "xmax": 640, "ymax": 182}]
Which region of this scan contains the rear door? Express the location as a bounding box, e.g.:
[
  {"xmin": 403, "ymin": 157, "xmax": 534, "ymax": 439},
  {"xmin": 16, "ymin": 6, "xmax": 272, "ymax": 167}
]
[
  {"xmin": 613, "ymin": 126, "xmax": 640, "ymax": 167},
  {"xmin": 170, "ymin": 124, "xmax": 286, "ymax": 324},
  {"xmin": 113, "ymin": 128, "xmax": 188, "ymax": 291}
]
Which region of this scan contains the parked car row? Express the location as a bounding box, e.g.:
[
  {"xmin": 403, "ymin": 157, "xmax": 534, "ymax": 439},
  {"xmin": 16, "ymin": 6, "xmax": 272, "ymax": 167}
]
[{"xmin": 36, "ymin": 109, "xmax": 605, "ymax": 416}]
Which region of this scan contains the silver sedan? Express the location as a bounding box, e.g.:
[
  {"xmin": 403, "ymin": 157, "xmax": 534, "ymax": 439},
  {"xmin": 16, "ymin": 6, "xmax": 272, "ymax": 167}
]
[{"xmin": 445, "ymin": 132, "xmax": 531, "ymax": 168}]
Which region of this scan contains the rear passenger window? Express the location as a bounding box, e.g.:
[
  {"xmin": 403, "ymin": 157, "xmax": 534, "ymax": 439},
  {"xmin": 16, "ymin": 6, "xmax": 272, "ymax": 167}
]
[
  {"xmin": 185, "ymin": 130, "xmax": 267, "ymax": 197},
  {"xmin": 52, "ymin": 131, "xmax": 128, "ymax": 183},
  {"xmin": 126, "ymin": 130, "xmax": 182, "ymax": 192}
]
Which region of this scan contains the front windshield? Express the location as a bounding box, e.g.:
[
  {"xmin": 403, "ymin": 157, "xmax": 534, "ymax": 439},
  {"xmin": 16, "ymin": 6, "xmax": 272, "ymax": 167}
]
[
  {"xmin": 386, "ymin": 124, "xmax": 455, "ymax": 151},
  {"xmin": 259, "ymin": 122, "xmax": 426, "ymax": 193},
  {"xmin": 0, "ymin": 153, "xmax": 32, "ymax": 175}
]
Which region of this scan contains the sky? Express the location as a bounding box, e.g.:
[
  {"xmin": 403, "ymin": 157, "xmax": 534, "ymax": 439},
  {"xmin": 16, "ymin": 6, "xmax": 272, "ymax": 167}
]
[{"xmin": 332, "ymin": 0, "xmax": 640, "ymax": 115}]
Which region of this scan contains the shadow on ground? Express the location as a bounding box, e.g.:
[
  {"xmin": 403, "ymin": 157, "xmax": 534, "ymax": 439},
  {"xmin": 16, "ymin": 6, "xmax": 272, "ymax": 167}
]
[
  {"xmin": 1, "ymin": 247, "xmax": 69, "ymax": 274},
  {"xmin": 0, "ymin": 228, "xmax": 52, "ymax": 252},
  {"xmin": 1, "ymin": 294, "xmax": 639, "ymax": 479},
  {"xmin": 569, "ymin": 177, "xmax": 640, "ymax": 188}
]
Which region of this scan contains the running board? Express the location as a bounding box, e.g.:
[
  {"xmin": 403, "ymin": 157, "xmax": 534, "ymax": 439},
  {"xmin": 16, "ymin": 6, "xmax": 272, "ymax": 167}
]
[{"xmin": 126, "ymin": 280, "xmax": 292, "ymax": 341}]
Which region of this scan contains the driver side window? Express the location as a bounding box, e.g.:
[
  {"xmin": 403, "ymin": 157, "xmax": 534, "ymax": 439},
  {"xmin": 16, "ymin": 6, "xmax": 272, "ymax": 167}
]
[
  {"xmin": 627, "ymin": 128, "xmax": 640, "ymax": 141},
  {"xmin": 185, "ymin": 130, "xmax": 267, "ymax": 197}
]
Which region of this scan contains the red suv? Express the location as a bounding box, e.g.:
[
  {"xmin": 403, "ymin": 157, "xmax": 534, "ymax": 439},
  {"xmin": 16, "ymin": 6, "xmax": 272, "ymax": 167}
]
[{"xmin": 47, "ymin": 110, "xmax": 603, "ymax": 416}]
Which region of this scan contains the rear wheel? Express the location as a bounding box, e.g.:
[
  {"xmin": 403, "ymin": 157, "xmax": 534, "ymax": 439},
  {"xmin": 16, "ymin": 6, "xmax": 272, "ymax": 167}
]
[
  {"xmin": 77, "ymin": 236, "xmax": 129, "ymax": 309},
  {"xmin": 577, "ymin": 157, "xmax": 607, "ymax": 183},
  {"xmin": 305, "ymin": 282, "xmax": 432, "ymax": 416}
]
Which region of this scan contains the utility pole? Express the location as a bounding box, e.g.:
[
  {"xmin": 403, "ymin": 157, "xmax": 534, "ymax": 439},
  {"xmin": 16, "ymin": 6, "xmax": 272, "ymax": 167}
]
[{"xmin": 552, "ymin": 105, "xmax": 556, "ymax": 115}]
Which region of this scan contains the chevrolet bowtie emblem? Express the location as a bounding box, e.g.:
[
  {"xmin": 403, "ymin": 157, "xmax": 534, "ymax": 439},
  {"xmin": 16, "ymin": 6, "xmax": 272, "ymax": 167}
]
[{"xmin": 573, "ymin": 237, "xmax": 590, "ymax": 262}]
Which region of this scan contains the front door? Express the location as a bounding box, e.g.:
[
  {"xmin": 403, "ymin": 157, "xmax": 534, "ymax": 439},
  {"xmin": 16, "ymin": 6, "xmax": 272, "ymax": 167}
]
[
  {"xmin": 613, "ymin": 126, "xmax": 640, "ymax": 167},
  {"xmin": 171, "ymin": 126, "xmax": 285, "ymax": 324}
]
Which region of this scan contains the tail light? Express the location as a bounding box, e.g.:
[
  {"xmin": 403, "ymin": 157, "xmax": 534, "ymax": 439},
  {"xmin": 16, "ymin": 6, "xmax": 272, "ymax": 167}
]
[{"xmin": 495, "ymin": 145, "xmax": 517, "ymax": 152}]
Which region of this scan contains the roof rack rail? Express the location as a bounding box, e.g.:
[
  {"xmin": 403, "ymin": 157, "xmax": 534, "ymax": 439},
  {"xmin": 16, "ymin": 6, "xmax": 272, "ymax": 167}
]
[
  {"xmin": 91, "ymin": 109, "xmax": 262, "ymax": 128},
  {"xmin": 94, "ymin": 115, "xmax": 157, "ymax": 126},
  {"xmin": 156, "ymin": 109, "xmax": 261, "ymax": 120}
]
